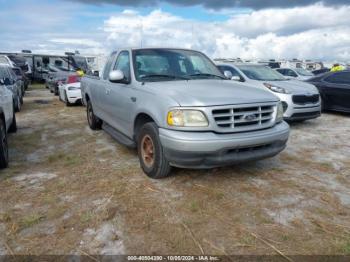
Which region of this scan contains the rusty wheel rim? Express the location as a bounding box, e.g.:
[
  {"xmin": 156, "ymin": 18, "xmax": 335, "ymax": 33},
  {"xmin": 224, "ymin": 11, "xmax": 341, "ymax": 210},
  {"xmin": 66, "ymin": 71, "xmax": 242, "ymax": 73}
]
[{"xmin": 141, "ymin": 135, "xmax": 155, "ymax": 168}]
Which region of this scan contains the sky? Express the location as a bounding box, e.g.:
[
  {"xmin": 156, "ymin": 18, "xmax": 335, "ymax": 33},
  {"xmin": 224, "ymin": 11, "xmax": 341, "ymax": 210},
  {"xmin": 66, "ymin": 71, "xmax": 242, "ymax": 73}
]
[{"xmin": 0, "ymin": 0, "xmax": 350, "ymax": 61}]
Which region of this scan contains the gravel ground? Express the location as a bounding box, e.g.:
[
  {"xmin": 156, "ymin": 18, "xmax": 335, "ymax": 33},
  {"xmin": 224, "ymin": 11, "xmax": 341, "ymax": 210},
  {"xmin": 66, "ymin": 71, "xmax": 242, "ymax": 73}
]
[{"xmin": 0, "ymin": 85, "xmax": 350, "ymax": 257}]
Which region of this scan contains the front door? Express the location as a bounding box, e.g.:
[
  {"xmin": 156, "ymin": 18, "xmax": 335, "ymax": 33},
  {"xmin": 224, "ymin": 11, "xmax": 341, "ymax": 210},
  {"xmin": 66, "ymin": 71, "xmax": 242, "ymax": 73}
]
[{"xmin": 104, "ymin": 51, "xmax": 135, "ymax": 137}]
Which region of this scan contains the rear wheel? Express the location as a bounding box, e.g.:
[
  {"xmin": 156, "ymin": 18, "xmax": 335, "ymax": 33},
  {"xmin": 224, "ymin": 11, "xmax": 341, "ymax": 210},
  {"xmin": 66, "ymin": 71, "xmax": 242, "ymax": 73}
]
[
  {"xmin": 87, "ymin": 100, "xmax": 102, "ymax": 130},
  {"xmin": 137, "ymin": 122, "xmax": 171, "ymax": 179},
  {"xmin": 15, "ymin": 97, "xmax": 21, "ymax": 112},
  {"xmin": 0, "ymin": 118, "xmax": 9, "ymax": 169}
]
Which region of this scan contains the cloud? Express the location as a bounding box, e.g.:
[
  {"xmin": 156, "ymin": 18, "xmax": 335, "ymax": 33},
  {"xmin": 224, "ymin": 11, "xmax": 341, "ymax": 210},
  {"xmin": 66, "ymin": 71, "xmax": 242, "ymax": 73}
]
[
  {"xmin": 101, "ymin": 5, "xmax": 350, "ymax": 61},
  {"xmin": 65, "ymin": 0, "xmax": 350, "ymax": 10}
]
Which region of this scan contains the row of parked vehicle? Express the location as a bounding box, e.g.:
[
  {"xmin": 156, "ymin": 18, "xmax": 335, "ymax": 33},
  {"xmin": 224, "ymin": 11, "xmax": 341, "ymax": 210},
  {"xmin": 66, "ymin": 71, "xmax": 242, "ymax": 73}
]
[
  {"xmin": 0, "ymin": 56, "xmax": 30, "ymax": 169},
  {"xmin": 43, "ymin": 47, "xmax": 349, "ymax": 179}
]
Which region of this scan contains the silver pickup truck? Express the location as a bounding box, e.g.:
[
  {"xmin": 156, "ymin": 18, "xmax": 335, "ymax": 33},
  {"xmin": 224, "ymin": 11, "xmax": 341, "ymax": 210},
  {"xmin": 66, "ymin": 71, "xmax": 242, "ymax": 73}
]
[{"xmin": 81, "ymin": 48, "xmax": 290, "ymax": 178}]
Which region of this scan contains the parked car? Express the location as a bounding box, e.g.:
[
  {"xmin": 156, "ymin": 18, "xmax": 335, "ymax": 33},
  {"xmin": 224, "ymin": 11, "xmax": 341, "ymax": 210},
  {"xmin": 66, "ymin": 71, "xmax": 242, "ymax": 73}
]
[
  {"xmin": 276, "ymin": 68, "xmax": 314, "ymax": 80},
  {"xmin": 11, "ymin": 67, "xmax": 28, "ymax": 96},
  {"xmin": 47, "ymin": 68, "xmax": 74, "ymax": 95},
  {"xmin": 312, "ymin": 68, "xmax": 330, "ymax": 76},
  {"xmin": 0, "ymin": 65, "xmax": 23, "ymax": 112},
  {"xmin": 58, "ymin": 74, "xmax": 82, "ymax": 106},
  {"xmin": 0, "ymin": 54, "xmax": 31, "ymax": 80},
  {"xmin": 217, "ymin": 63, "xmax": 321, "ymax": 121},
  {"xmin": 0, "ymin": 68, "xmax": 17, "ymax": 169},
  {"xmin": 306, "ymin": 71, "xmax": 350, "ymax": 113},
  {"xmin": 82, "ymin": 48, "xmax": 290, "ymax": 178}
]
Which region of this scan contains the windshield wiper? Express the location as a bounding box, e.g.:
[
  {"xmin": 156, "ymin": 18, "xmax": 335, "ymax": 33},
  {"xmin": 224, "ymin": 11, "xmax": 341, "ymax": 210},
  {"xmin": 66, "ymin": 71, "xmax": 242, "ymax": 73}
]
[
  {"xmin": 186, "ymin": 73, "xmax": 226, "ymax": 80},
  {"xmin": 140, "ymin": 74, "xmax": 189, "ymax": 80}
]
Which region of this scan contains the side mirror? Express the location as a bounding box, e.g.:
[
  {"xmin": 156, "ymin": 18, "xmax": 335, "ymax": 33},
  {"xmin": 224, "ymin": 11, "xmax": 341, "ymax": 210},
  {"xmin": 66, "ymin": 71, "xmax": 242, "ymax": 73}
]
[
  {"xmin": 231, "ymin": 76, "xmax": 241, "ymax": 81},
  {"xmin": 109, "ymin": 70, "xmax": 125, "ymax": 83},
  {"xmin": 224, "ymin": 70, "xmax": 233, "ymax": 79},
  {"xmin": 0, "ymin": 79, "xmax": 4, "ymax": 85},
  {"xmin": 4, "ymin": 78, "xmax": 11, "ymax": 85},
  {"xmin": 93, "ymin": 71, "xmax": 99, "ymax": 77}
]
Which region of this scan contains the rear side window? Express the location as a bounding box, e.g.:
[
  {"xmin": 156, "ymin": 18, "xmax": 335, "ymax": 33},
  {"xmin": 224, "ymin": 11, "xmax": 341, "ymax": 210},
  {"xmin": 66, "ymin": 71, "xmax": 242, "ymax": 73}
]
[{"xmin": 324, "ymin": 72, "xmax": 350, "ymax": 84}]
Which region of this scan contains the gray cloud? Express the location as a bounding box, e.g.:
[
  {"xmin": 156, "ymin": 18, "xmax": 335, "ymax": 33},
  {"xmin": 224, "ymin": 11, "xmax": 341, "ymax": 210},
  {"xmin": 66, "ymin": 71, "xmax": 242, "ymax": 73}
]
[{"xmin": 65, "ymin": 0, "xmax": 350, "ymax": 10}]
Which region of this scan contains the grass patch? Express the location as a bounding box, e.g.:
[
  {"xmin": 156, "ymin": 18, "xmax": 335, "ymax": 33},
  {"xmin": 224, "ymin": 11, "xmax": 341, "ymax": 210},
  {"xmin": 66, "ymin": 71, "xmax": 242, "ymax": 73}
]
[
  {"xmin": 29, "ymin": 83, "xmax": 46, "ymax": 90},
  {"xmin": 20, "ymin": 213, "xmax": 45, "ymax": 228}
]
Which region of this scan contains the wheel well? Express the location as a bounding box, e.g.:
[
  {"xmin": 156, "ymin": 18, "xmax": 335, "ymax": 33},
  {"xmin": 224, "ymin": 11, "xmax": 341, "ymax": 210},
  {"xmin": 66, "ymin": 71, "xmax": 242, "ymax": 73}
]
[{"xmin": 134, "ymin": 113, "xmax": 155, "ymax": 139}]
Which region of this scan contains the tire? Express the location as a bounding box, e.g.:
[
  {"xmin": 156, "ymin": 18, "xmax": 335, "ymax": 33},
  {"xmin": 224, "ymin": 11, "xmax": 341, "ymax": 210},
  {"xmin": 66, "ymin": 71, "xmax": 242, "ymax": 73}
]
[
  {"xmin": 137, "ymin": 122, "xmax": 171, "ymax": 179},
  {"xmin": 8, "ymin": 109, "xmax": 17, "ymax": 133},
  {"xmin": 54, "ymin": 87, "xmax": 59, "ymax": 96},
  {"xmin": 0, "ymin": 118, "xmax": 9, "ymax": 169},
  {"xmin": 15, "ymin": 97, "xmax": 21, "ymax": 112},
  {"xmin": 64, "ymin": 91, "xmax": 72, "ymax": 107},
  {"xmin": 87, "ymin": 100, "xmax": 102, "ymax": 130}
]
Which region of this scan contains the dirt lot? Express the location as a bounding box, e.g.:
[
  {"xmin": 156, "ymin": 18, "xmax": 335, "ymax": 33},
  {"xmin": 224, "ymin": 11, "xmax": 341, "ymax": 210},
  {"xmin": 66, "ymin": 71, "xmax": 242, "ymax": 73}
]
[{"xmin": 0, "ymin": 84, "xmax": 350, "ymax": 257}]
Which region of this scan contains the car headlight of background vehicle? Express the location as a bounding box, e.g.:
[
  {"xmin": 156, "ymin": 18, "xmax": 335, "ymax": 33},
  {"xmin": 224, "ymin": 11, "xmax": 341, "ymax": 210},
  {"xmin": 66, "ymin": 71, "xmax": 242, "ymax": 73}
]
[
  {"xmin": 167, "ymin": 110, "xmax": 208, "ymax": 127},
  {"xmin": 68, "ymin": 86, "xmax": 81, "ymax": 91},
  {"xmin": 276, "ymin": 102, "xmax": 284, "ymax": 123},
  {"xmin": 263, "ymin": 83, "xmax": 290, "ymax": 94}
]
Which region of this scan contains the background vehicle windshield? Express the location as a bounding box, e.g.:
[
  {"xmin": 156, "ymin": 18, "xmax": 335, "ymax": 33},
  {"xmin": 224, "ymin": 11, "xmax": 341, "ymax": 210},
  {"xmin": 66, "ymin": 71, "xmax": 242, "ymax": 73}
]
[
  {"xmin": 133, "ymin": 49, "xmax": 224, "ymax": 82},
  {"xmin": 238, "ymin": 65, "xmax": 286, "ymax": 81},
  {"xmin": 295, "ymin": 68, "xmax": 314, "ymax": 76}
]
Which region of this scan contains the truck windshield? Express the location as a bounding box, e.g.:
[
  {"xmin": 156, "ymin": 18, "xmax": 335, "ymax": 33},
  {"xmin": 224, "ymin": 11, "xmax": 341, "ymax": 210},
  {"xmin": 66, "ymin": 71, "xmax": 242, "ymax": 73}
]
[
  {"xmin": 237, "ymin": 65, "xmax": 286, "ymax": 81},
  {"xmin": 133, "ymin": 49, "xmax": 225, "ymax": 82}
]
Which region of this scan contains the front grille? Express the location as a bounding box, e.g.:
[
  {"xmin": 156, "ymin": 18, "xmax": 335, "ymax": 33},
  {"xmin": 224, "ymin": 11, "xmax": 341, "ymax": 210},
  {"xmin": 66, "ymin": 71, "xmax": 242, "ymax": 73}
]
[
  {"xmin": 292, "ymin": 94, "xmax": 319, "ymax": 105},
  {"xmin": 212, "ymin": 104, "xmax": 275, "ymax": 132}
]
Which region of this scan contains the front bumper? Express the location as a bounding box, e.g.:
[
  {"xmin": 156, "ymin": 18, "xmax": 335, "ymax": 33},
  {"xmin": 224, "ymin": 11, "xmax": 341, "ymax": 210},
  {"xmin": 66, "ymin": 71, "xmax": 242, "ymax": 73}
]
[
  {"xmin": 277, "ymin": 93, "xmax": 321, "ymax": 121},
  {"xmin": 67, "ymin": 89, "xmax": 82, "ymax": 104},
  {"xmin": 159, "ymin": 122, "xmax": 289, "ymax": 168}
]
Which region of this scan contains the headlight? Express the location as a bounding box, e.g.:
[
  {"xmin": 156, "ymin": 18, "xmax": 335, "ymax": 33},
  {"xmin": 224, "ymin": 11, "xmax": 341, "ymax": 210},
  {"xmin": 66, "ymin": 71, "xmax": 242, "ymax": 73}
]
[
  {"xmin": 68, "ymin": 86, "xmax": 80, "ymax": 91},
  {"xmin": 276, "ymin": 102, "xmax": 284, "ymax": 123},
  {"xmin": 264, "ymin": 83, "xmax": 290, "ymax": 94},
  {"xmin": 167, "ymin": 110, "xmax": 208, "ymax": 127}
]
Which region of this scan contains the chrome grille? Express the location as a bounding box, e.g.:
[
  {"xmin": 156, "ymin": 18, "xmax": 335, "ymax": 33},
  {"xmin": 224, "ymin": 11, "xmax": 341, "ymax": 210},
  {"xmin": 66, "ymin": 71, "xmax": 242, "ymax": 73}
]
[{"xmin": 212, "ymin": 104, "xmax": 275, "ymax": 132}]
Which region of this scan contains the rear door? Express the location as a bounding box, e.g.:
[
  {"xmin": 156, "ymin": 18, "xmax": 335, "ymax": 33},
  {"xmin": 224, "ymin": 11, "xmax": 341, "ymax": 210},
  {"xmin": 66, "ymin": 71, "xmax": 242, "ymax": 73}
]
[{"xmin": 322, "ymin": 72, "xmax": 350, "ymax": 110}]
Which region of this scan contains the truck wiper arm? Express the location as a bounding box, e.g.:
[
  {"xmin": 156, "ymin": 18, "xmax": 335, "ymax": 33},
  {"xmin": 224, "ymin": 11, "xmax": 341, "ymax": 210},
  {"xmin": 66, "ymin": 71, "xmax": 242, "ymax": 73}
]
[
  {"xmin": 186, "ymin": 73, "xmax": 226, "ymax": 80},
  {"xmin": 140, "ymin": 74, "xmax": 189, "ymax": 80}
]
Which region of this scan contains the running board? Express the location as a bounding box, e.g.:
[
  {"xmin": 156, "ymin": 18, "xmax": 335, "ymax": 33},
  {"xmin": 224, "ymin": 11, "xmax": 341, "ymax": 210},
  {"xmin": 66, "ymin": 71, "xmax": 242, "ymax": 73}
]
[{"xmin": 102, "ymin": 123, "xmax": 136, "ymax": 148}]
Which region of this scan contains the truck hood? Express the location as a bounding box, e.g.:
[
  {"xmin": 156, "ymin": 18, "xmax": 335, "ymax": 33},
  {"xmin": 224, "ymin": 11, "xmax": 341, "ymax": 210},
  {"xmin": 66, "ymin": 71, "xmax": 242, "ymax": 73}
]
[
  {"xmin": 144, "ymin": 79, "xmax": 278, "ymax": 107},
  {"xmin": 264, "ymin": 79, "xmax": 319, "ymax": 94}
]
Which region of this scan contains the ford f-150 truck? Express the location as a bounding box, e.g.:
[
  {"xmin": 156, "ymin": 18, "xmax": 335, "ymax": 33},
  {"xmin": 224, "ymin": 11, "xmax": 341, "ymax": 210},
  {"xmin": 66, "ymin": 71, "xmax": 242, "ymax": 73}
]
[{"xmin": 81, "ymin": 48, "xmax": 290, "ymax": 178}]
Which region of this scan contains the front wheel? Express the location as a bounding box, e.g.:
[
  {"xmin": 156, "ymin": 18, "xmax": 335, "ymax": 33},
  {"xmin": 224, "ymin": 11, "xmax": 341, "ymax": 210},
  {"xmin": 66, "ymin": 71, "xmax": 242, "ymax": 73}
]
[
  {"xmin": 64, "ymin": 91, "xmax": 72, "ymax": 107},
  {"xmin": 87, "ymin": 100, "xmax": 102, "ymax": 130},
  {"xmin": 137, "ymin": 122, "xmax": 171, "ymax": 179},
  {"xmin": 8, "ymin": 109, "xmax": 17, "ymax": 133},
  {"xmin": 0, "ymin": 118, "xmax": 9, "ymax": 169}
]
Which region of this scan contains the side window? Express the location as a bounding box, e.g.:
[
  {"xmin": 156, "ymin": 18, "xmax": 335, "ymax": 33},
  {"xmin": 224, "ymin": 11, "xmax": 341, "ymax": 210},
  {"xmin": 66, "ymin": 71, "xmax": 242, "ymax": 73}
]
[
  {"xmin": 218, "ymin": 66, "xmax": 241, "ymax": 78},
  {"xmin": 324, "ymin": 72, "xmax": 350, "ymax": 84},
  {"xmin": 286, "ymin": 69, "xmax": 297, "ymax": 77},
  {"xmin": 113, "ymin": 51, "xmax": 131, "ymax": 81},
  {"xmin": 102, "ymin": 55, "xmax": 115, "ymax": 80}
]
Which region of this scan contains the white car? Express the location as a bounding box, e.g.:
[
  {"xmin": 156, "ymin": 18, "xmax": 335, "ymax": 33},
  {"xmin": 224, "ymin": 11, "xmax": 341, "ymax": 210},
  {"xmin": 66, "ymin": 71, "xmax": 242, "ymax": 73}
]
[
  {"xmin": 275, "ymin": 68, "xmax": 314, "ymax": 81},
  {"xmin": 217, "ymin": 63, "xmax": 321, "ymax": 121},
  {"xmin": 58, "ymin": 74, "xmax": 82, "ymax": 106}
]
